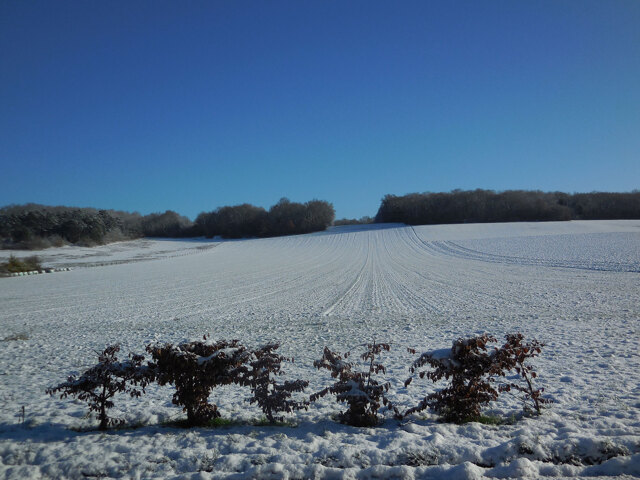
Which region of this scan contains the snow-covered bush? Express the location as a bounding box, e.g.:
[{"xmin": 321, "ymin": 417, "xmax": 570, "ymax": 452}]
[
  {"xmin": 311, "ymin": 341, "xmax": 397, "ymax": 427},
  {"xmin": 47, "ymin": 334, "xmax": 549, "ymax": 430},
  {"xmin": 405, "ymin": 334, "xmax": 500, "ymax": 423},
  {"xmin": 245, "ymin": 343, "xmax": 309, "ymax": 422},
  {"xmin": 46, "ymin": 345, "xmax": 149, "ymax": 430},
  {"xmin": 405, "ymin": 333, "xmax": 549, "ymax": 423},
  {"xmin": 146, "ymin": 338, "xmax": 251, "ymax": 426}
]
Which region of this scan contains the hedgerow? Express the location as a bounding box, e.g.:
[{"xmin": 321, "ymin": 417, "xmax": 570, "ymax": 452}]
[{"xmin": 47, "ymin": 333, "xmax": 550, "ymax": 430}]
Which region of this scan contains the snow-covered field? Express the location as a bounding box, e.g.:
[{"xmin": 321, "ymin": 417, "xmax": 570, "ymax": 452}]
[
  {"xmin": 1, "ymin": 220, "xmax": 639, "ymax": 479},
  {"xmin": 0, "ymin": 237, "xmax": 221, "ymax": 268}
]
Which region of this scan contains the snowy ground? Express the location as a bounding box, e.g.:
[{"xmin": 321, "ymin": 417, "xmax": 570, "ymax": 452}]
[
  {"xmin": 1, "ymin": 220, "xmax": 639, "ymax": 479},
  {"xmin": 0, "ymin": 237, "xmax": 221, "ymax": 268}
]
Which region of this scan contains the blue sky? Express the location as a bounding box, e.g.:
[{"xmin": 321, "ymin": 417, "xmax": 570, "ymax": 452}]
[{"xmin": 1, "ymin": 1, "xmax": 639, "ymax": 219}]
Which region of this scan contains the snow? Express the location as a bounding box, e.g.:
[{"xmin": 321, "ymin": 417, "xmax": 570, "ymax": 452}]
[
  {"xmin": 0, "ymin": 237, "xmax": 221, "ymax": 268},
  {"xmin": 1, "ymin": 220, "xmax": 639, "ymax": 479}
]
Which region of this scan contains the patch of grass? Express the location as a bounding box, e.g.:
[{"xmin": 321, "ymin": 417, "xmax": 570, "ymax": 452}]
[
  {"xmin": 69, "ymin": 425, "xmax": 96, "ymax": 432},
  {"xmin": 459, "ymin": 413, "xmax": 519, "ymax": 425},
  {"xmin": 250, "ymin": 416, "xmax": 298, "ymax": 427},
  {"xmin": 0, "ymin": 255, "xmax": 42, "ymax": 274},
  {"xmin": 70, "ymin": 420, "xmax": 147, "ymax": 433},
  {"xmin": 163, "ymin": 417, "xmax": 240, "ymax": 429},
  {"xmin": 162, "ymin": 416, "xmax": 298, "ymax": 429},
  {"xmin": 208, "ymin": 417, "xmax": 239, "ymax": 428},
  {"xmin": 2, "ymin": 333, "xmax": 29, "ymax": 342},
  {"xmin": 475, "ymin": 414, "xmax": 504, "ymax": 425},
  {"xmin": 433, "ymin": 412, "xmax": 510, "ymax": 425},
  {"xmin": 111, "ymin": 420, "xmax": 148, "ymax": 431}
]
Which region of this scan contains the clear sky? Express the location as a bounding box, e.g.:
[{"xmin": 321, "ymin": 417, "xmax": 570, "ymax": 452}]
[{"xmin": 1, "ymin": 1, "xmax": 639, "ymax": 219}]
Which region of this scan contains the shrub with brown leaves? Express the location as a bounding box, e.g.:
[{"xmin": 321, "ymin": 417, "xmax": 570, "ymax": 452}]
[
  {"xmin": 246, "ymin": 343, "xmax": 309, "ymax": 422},
  {"xmin": 496, "ymin": 333, "xmax": 550, "ymax": 415},
  {"xmin": 405, "ymin": 334, "xmax": 500, "ymax": 423},
  {"xmin": 48, "ymin": 333, "xmax": 550, "ymax": 430},
  {"xmin": 405, "ymin": 333, "xmax": 549, "ymax": 423},
  {"xmin": 146, "ymin": 338, "xmax": 251, "ymax": 426},
  {"xmin": 311, "ymin": 341, "xmax": 396, "ymax": 427},
  {"xmin": 46, "ymin": 345, "xmax": 149, "ymax": 430}
]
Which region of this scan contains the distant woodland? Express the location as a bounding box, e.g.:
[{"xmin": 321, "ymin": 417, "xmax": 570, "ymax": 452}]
[
  {"xmin": 375, "ymin": 190, "xmax": 640, "ymax": 225},
  {"xmin": 195, "ymin": 198, "xmax": 335, "ymax": 239},
  {"xmin": 2, "ymin": 190, "xmax": 639, "ymax": 249},
  {"xmin": 333, "ymin": 216, "xmax": 374, "ymax": 226},
  {"xmin": 0, "ymin": 199, "xmax": 335, "ymax": 249}
]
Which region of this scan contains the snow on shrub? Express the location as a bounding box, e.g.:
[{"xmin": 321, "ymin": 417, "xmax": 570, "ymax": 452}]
[
  {"xmin": 496, "ymin": 333, "xmax": 551, "ymax": 415},
  {"xmin": 405, "ymin": 334, "xmax": 500, "ymax": 423},
  {"xmin": 46, "ymin": 345, "xmax": 149, "ymax": 430},
  {"xmin": 47, "ymin": 333, "xmax": 549, "ymax": 430},
  {"xmin": 404, "ymin": 333, "xmax": 549, "ymax": 423},
  {"xmin": 311, "ymin": 341, "xmax": 397, "ymax": 427},
  {"xmin": 245, "ymin": 343, "xmax": 309, "ymax": 422},
  {"xmin": 146, "ymin": 337, "xmax": 251, "ymax": 426}
]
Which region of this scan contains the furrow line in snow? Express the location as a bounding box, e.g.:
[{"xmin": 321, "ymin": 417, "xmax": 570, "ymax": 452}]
[{"xmin": 322, "ymin": 235, "xmax": 371, "ymax": 316}]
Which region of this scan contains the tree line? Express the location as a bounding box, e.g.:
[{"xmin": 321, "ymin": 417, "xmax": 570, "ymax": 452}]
[
  {"xmin": 0, "ymin": 198, "xmax": 335, "ymax": 249},
  {"xmin": 374, "ymin": 189, "xmax": 640, "ymax": 225},
  {"xmin": 333, "ymin": 216, "xmax": 374, "ymax": 226},
  {"xmin": 195, "ymin": 198, "xmax": 335, "ymax": 239},
  {"xmin": 2, "ymin": 190, "xmax": 638, "ymax": 249}
]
